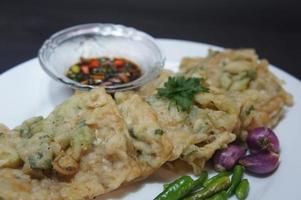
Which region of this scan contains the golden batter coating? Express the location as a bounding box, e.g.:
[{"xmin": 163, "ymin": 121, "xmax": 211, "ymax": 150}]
[{"xmin": 1, "ymin": 88, "xmax": 149, "ymax": 200}]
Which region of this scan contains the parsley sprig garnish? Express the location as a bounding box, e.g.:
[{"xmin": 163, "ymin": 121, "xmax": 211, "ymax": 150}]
[{"xmin": 157, "ymin": 76, "xmax": 209, "ymax": 112}]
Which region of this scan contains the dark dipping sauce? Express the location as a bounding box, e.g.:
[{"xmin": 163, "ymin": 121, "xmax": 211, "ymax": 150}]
[{"xmin": 66, "ymin": 57, "xmax": 142, "ymax": 86}]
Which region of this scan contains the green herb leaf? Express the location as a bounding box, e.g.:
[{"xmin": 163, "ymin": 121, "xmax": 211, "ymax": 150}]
[
  {"xmin": 128, "ymin": 128, "xmax": 137, "ymax": 139},
  {"xmin": 154, "ymin": 129, "xmax": 164, "ymax": 135},
  {"xmin": 28, "ymin": 152, "xmax": 43, "ymax": 168},
  {"xmin": 28, "ymin": 152, "xmax": 52, "ymax": 169},
  {"xmin": 78, "ymin": 120, "xmax": 86, "ymax": 128},
  {"xmin": 19, "ymin": 127, "xmax": 32, "ymax": 139},
  {"xmin": 247, "ymin": 69, "xmax": 257, "ymax": 80},
  {"xmin": 157, "ymin": 76, "xmax": 209, "ymax": 112},
  {"xmin": 245, "ymin": 105, "xmax": 255, "ymax": 115},
  {"xmin": 240, "ymin": 70, "xmax": 257, "ymax": 80}
]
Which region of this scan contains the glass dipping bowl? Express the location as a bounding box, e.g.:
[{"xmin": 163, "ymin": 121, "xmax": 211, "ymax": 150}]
[{"xmin": 38, "ymin": 23, "xmax": 164, "ymax": 92}]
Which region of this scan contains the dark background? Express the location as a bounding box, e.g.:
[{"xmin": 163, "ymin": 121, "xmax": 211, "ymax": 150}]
[{"xmin": 1, "ymin": 0, "xmax": 300, "ymax": 79}]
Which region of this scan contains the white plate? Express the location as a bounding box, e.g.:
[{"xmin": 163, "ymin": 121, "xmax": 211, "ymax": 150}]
[{"xmin": 0, "ymin": 39, "xmax": 301, "ymax": 200}]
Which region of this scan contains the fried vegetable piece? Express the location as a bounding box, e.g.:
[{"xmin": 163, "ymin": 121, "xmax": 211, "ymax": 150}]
[
  {"xmin": 12, "ymin": 117, "xmax": 54, "ymax": 171},
  {"xmin": 0, "ymin": 144, "xmax": 20, "ymax": 168},
  {"xmin": 0, "ymin": 125, "xmax": 21, "ymax": 168},
  {"xmin": 138, "ymin": 70, "xmax": 238, "ymax": 173},
  {"xmin": 70, "ymin": 126, "xmax": 94, "ymax": 161},
  {"xmin": 17, "ymin": 135, "xmax": 53, "ymax": 171},
  {"xmin": 0, "ymin": 88, "xmax": 163, "ymax": 200},
  {"xmin": 144, "ymin": 95, "xmax": 195, "ymax": 161},
  {"xmin": 14, "ymin": 116, "xmax": 44, "ymax": 139},
  {"xmin": 52, "ymin": 88, "xmax": 143, "ymax": 199},
  {"xmin": 139, "ymin": 69, "xmax": 175, "ymax": 98},
  {"xmin": 179, "ymin": 49, "xmax": 293, "ymax": 135},
  {"xmin": 139, "ymin": 70, "xmax": 197, "ymax": 162},
  {"xmin": 115, "ymin": 91, "xmax": 172, "ymax": 175},
  {"xmin": 52, "ymin": 153, "xmax": 79, "ymax": 176}
]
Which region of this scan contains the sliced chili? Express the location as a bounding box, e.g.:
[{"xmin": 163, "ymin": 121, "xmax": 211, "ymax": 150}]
[{"xmin": 66, "ymin": 57, "xmax": 141, "ymax": 86}]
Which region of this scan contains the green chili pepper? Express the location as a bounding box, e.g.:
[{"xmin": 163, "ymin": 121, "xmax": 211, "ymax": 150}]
[
  {"xmin": 154, "ymin": 176, "xmax": 194, "ymax": 200},
  {"xmin": 226, "ymin": 165, "xmax": 244, "ymax": 197},
  {"xmin": 163, "ymin": 183, "xmax": 170, "ymax": 190},
  {"xmin": 162, "ymin": 171, "xmax": 208, "ymax": 192},
  {"xmin": 205, "ymin": 191, "xmax": 228, "ymax": 200},
  {"xmin": 235, "ymin": 179, "xmax": 249, "ymax": 200},
  {"xmin": 184, "ymin": 176, "xmax": 231, "ymax": 200},
  {"xmin": 191, "ymin": 171, "xmax": 208, "ymax": 192},
  {"xmin": 203, "ymin": 171, "xmax": 231, "ymax": 187}
]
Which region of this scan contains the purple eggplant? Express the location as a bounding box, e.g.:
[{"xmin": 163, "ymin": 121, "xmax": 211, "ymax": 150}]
[
  {"xmin": 246, "ymin": 127, "xmax": 280, "ymax": 154},
  {"xmin": 239, "ymin": 151, "xmax": 280, "ymax": 174},
  {"xmin": 213, "ymin": 145, "xmax": 246, "ymax": 171}
]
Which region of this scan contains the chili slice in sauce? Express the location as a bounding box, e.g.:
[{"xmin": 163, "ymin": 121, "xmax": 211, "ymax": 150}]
[{"xmin": 66, "ymin": 57, "xmax": 141, "ymax": 86}]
